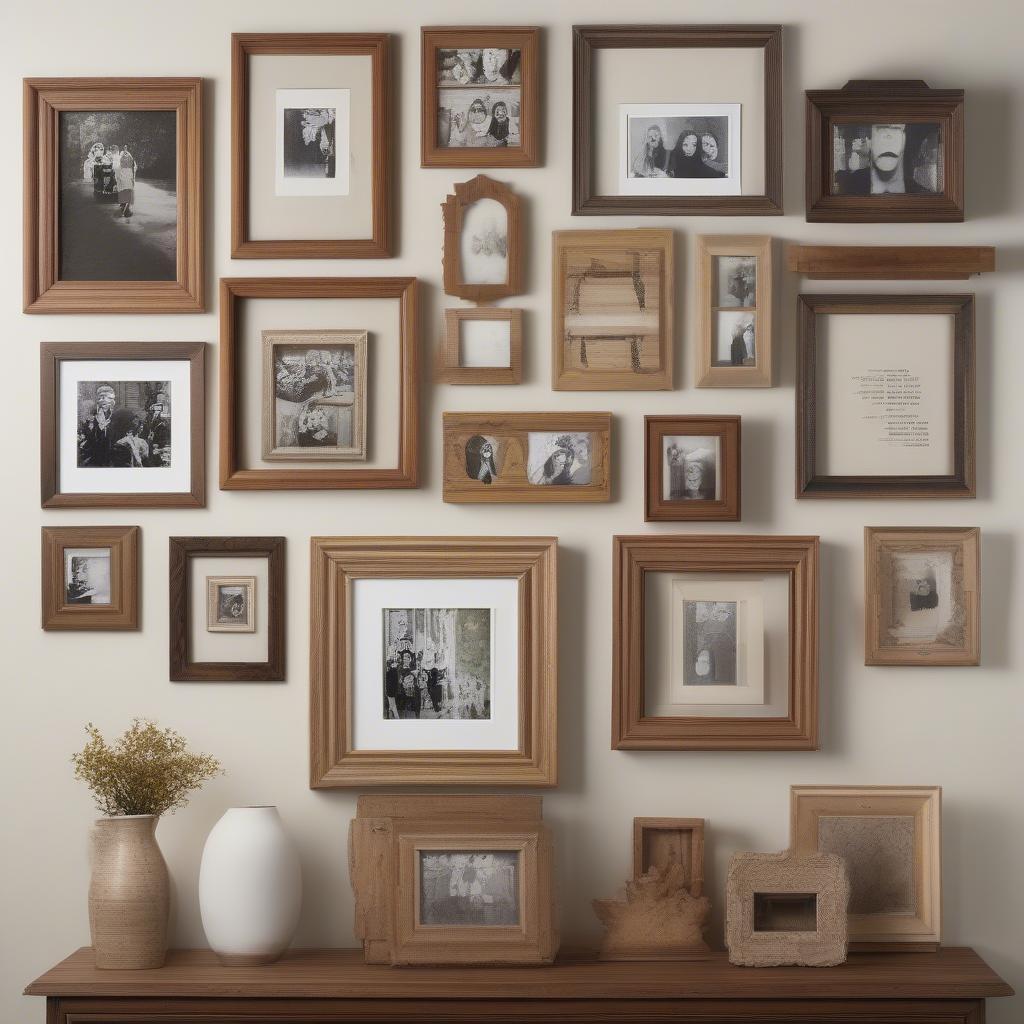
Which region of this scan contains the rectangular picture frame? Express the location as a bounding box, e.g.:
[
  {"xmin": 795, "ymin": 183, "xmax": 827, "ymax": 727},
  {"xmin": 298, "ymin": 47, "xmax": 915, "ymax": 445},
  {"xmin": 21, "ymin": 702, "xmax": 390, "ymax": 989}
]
[
  {"xmin": 205, "ymin": 574, "xmax": 257, "ymax": 633},
  {"xmin": 632, "ymin": 817, "xmax": 705, "ymax": 896},
  {"xmin": 438, "ymin": 308, "xmax": 523, "ymax": 385}
]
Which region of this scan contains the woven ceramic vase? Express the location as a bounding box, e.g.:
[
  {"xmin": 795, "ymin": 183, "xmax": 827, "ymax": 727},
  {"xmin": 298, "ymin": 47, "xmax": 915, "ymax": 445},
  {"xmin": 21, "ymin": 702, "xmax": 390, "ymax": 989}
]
[{"xmin": 88, "ymin": 815, "xmax": 170, "ymax": 969}]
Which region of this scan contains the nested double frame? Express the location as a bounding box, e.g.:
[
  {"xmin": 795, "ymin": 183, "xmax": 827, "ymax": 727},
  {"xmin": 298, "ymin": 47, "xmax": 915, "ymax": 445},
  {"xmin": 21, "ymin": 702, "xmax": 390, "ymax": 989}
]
[{"xmin": 612, "ymin": 535, "xmax": 819, "ymax": 751}]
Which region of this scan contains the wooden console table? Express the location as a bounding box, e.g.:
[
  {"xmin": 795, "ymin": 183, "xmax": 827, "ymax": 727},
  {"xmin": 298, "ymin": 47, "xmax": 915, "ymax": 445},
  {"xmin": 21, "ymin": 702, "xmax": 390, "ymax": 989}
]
[{"xmin": 26, "ymin": 946, "xmax": 1013, "ymax": 1022}]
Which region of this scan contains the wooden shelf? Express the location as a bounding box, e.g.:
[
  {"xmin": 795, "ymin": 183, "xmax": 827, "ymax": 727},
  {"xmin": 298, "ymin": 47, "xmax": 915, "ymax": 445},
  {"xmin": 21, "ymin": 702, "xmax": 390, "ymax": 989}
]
[{"xmin": 787, "ymin": 245, "xmax": 995, "ymax": 280}]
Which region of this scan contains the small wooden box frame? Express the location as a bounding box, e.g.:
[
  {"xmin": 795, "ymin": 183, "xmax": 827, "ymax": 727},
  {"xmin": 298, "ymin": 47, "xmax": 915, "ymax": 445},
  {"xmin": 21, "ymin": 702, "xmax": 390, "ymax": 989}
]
[
  {"xmin": 633, "ymin": 817, "xmax": 705, "ymax": 896},
  {"xmin": 696, "ymin": 236, "xmax": 773, "ymax": 388},
  {"xmin": 790, "ymin": 785, "xmax": 942, "ymax": 949},
  {"xmin": 438, "ymin": 308, "xmax": 523, "ymax": 385}
]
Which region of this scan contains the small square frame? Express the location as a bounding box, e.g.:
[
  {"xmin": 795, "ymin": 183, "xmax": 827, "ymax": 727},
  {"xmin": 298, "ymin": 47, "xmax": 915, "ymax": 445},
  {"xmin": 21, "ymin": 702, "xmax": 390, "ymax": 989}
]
[
  {"xmin": 438, "ymin": 308, "xmax": 523, "ymax": 384},
  {"xmin": 632, "ymin": 817, "xmax": 705, "ymax": 896},
  {"xmin": 206, "ymin": 575, "xmax": 257, "ymax": 633}
]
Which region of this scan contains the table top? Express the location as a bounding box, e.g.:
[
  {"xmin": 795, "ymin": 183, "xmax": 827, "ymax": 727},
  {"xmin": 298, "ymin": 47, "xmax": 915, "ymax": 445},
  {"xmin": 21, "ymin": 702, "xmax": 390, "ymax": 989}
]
[{"xmin": 25, "ymin": 947, "xmax": 1014, "ymax": 1001}]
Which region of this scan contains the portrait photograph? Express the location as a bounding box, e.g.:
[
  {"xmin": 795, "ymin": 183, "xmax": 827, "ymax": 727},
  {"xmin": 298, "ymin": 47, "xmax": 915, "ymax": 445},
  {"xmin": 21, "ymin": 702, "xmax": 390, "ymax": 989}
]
[
  {"xmin": 527, "ymin": 432, "xmax": 593, "ymax": 486},
  {"xmin": 715, "ymin": 311, "xmax": 756, "ymax": 367},
  {"xmin": 206, "ymin": 575, "xmax": 256, "ymax": 634},
  {"xmin": 64, "ymin": 548, "xmax": 112, "ymax": 605},
  {"xmin": 662, "ymin": 435, "xmax": 720, "ymax": 501},
  {"xmin": 464, "ymin": 435, "xmax": 506, "ymax": 485},
  {"xmin": 716, "ymin": 254, "xmax": 757, "ymax": 308},
  {"xmin": 419, "ymin": 850, "xmax": 520, "ymax": 926},
  {"xmin": 275, "ymin": 88, "xmax": 351, "ymax": 197},
  {"xmin": 832, "ymin": 122, "xmax": 942, "ymax": 197},
  {"xmin": 682, "ymin": 600, "xmax": 739, "ymax": 686},
  {"xmin": 77, "ymin": 380, "xmax": 172, "ymax": 469}
]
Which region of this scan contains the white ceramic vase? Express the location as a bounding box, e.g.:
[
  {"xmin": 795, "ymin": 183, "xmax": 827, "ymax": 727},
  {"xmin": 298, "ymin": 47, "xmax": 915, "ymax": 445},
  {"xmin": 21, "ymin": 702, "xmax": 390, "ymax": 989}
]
[{"xmin": 198, "ymin": 806, "xmax": 302, "ymax": 965}]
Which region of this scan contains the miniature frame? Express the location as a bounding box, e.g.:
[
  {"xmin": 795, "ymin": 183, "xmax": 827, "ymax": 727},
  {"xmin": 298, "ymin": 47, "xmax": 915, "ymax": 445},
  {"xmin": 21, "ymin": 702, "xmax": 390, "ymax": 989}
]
[
  {"xmin": 645, "ymin": 416, "xmax": 740, "ymax": 522},
  {"xmin": 632, "ymin": 817, "xmax": 705, "ymax": 896},
  {"xmin": 865, "ymin": 527, "xmax": 980, "ymax": 666},
  {"xmin": 696, "ymin": 236, "xmax": 773, "ymax": 388},
  {"xmin": 438, "ymin": 308, "xmax": 523, "ymax": 384},
  {"xmin": 41, "ymin": 526, "xmax": 139, "ymax": 631},
  {"xmin": 806, "ymin": 80, "xmax": 965, "ymax": 223},
  {"xmin": 552, "ymin": 229, "xmax": 674, "ymax": 391},
  {"xmin": 442, "ymin": 412, "xmax": 612, "ymax": 503},
  {"xmin": 205, "ymin": 575, "xmax": 257, "ymax": 633},
  {"xmin": 790, "ymin": 785, "xmax": 942, "ymax": 949}
]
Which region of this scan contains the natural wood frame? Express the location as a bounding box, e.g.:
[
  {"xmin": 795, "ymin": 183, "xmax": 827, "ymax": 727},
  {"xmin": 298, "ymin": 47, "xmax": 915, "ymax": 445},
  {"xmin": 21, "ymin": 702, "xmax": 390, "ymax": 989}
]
[
  {"xmin": 787, "ymin": 245, "xmax": 994, "ymax": 280},
  {"xmin": 24, "ymin": 77, "xmax": 203, "ymax": 313},
  {"xmin": 571, "ymin": 25, "xmax": 784, "ymax": 216},
  {"xmin": 310, "ymin": 537, "xmax": 558, "ymax": 787},
  {"xmin": 612, "ymin": 534, "xmax": 819, "ymax": 751},
  {"xmin": 552, "ymin": 229, "xmax": 674, "ymax": 391},
  {"xmin": 421, "ymin": 27, "xmax": 541, "ymax": 168},
  {"xmin": 796, "ymin": 293, "xmax": 975, "ymax": 499},
  {"xmin": 220, "ymin": 277, "xmax": 418, "ymax": 490},
  {"xmin": 696, "ymin": 236, "xmax": 773, "ymax": 388},
  {"xmin": 230, "ymin": 33, "xmax": 393, "ymax": 258},
  {"xmin": 645, "ymin": 416, "xmax": 740, "ymax": 522},
  {"xmin": 169, "ymin": 536, "xmax": 285, "ymax": 682},
  {"xmin": 41, "ymin": 525, "xmax": 139, "ymax": 630},
  {"xmin": 442, "ymin": 412, "xmax": 612, "ymax": 503},
  {"xmin": 805, "ymin": 80, "xmax": 965, "ymax": 223},
  {"xmin": 438, "ymin": 308, "xmax": 523, "ymax": 384},
  {"xmin": 864, "ymin": 527, "xmax": 980, "ymax": 667},
  {"xmin": 40, "ymin": 341, "xmax": 206, "ymax": 509},
  {"xmin": 632, "ymin": 817, "xmax": 705, "ymax": 896},
  {"xmin": 790, "ymin": 785, "xmax": 942, "ymax": 949},
  {"xmin": 205, "ymin": 575, "xmax": 257, "ymax": 633}
]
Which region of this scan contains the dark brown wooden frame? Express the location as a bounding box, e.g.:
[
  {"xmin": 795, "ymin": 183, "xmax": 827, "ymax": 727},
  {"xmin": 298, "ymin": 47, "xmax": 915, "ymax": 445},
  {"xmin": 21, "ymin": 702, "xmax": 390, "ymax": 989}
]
[
  {"xmin": 40, "ymin": 341, "xmax": 206, "ymax": 509},
  {"xmin": 787, "ymin": 245, "xmax": 994, "ymax": 280},
  {"xmin": 169, "ymin": 536, "xmax": 285, "ymax": 682},
  {"xmin": 612, "ymin": 535, "xmax": 819, "ymax": 751},
  {"xmin": 219, "ymin": 277, "xmax": 419, "ymax": 490},
  {"xmin": 42, "ymin": 525, "xmax": 139, "ymax": 630},
  {"xmin": 24, "ymin": 77, "xmax": 204, "ymax": 313},
  {"xmin": 231, "ymin": 33, "xmax": 393, "ymax": 259},
  {"xmin": 645, "ymin": 416, "xmax": 741, "ymax": 522},
  {"xmin": 571, "ymin": 25, "xmax": 783, "ymax": 217},
  {"xmin": 805, "ymin": 80, "xmax": 965, "ymax": 223},
  {"xmin": 421, "ymin": 27, "xmax": 541, "ymax": 168},
  {"xmin": 438, "ymin": 308, "xmax": 523, "ymax": 385},
  {"xmin": 796, "ymin": 294, "xmax": 975, "ymax": 499}
]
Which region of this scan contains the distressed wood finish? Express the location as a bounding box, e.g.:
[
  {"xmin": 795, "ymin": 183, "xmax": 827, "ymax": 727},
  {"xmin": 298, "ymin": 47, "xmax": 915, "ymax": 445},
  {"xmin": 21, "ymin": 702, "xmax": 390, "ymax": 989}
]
[
  {"xmin": 438, "ymin": 308, "xmax": 523, "ymax": 385},
  {"xmin": 309, "ymin": 537, "xmax": 558, "ymax": 787},
  {"xmin": 219, "ymin": 277, "xmax": 419, "ymax": 490},
  {"xmin": 787, "ymin": 245, "xmax": 995, "ymax": 280},
  {"xmin": 572, "ymin": 25, "xmax": 783, "ymax": 217},
  {"xmin": 632, "ymin": 817, "xmax": 705, "ymax": 896},
  {"xmin": 612, "ymin": 535, "xmax": 819, "ymax": 751},
  {"xmin": 24, "ymin": 77, "xmax": 204, "ymax": 313},
  {"xmin": 231, "ymin": 33, "xmax": 393, "ymax": 258},
  {"xmin": 168, "ymin": 535, "xmax": 285, "ymax": 682}
]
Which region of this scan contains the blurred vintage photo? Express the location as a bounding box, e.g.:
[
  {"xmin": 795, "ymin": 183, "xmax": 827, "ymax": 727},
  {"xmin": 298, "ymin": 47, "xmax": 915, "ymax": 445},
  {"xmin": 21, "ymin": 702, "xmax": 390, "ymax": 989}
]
[
  {"xmin": 460, "ymin": 198, "xmax": 509, "ymax": 284},
  {"xmin": 682, "ymin": 600, "xmax": 739, "ymax": 686},
  {"xmin": 882, "ymin": 550, "xmax": 962, "ymax": 647},
  {"xmin": 64, "ymin": 548, "xmax": 112, "ymax": 605},
  {"xmin": 436, "ymin": 47, "xmax": 522, "ymax": 149},
  {"xmin": 77, "ymin": 380, "xmax": 172, "ymax": 469},
  {"xmin": 464, "ymin": 435, "xmax": 504, "ymax": 484},
  {"xmin": 419, "ymin": 850, "xmax": 520, "ymax": 926},
  {"xmin": 275, "ymin": 88, "xmax": 350, "ymax": 196},
  {"xmin": 206, "ymin": 576, "xmax": 256, "ymax": 634},
  {"xmin": 527, "ymin": 432, "xmax": 593, "ymax": 486},
  {"xmin": 716, "ymin": 255, "xmax": 757, "ymax": 308},
  {"xmin": 715, "ymin": 311, "xmax": 756, "ymax": 367},
  {"xmin": 663, "ymin": 436, "xmax": 719, "ymax": 501},
  {"xmin": 832, "ymin": 122, "xmax": 942, "ymax": 196}
]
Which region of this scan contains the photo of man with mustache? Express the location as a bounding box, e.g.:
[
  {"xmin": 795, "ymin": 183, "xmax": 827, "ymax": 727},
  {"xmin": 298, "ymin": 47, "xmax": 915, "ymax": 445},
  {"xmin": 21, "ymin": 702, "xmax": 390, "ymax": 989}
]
[{"xmin": 833, "ymin": 122, "xmax": 939, "ymax": 196}]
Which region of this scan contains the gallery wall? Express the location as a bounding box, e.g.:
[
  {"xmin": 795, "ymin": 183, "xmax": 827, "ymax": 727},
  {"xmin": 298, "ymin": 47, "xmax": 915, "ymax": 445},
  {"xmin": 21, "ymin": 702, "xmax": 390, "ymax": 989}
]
[{"xmin": 3, "ymin": 0, "xmax": 1022, "ymax": 1019}]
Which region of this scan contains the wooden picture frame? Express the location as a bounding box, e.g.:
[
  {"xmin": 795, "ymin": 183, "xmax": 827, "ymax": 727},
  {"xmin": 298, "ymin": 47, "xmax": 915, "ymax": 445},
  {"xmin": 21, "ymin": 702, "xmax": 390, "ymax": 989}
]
[
  {"xmin": 220, "ymin": 277, "xmax": 418, "ymax": 490},
  {"xmin": 421, "ymin": 27, "xmax": 541, "ymax": 168},
  {"xmin": 552, "ymin": 229, "xmax": 673, "ymax": 391},
  {"xmin": 442, "ymin": 412, "xmax": 612, "ymax": 503},
  {"xmin": 230, "ymin": 33, "xmax": 393, "ymax": 258},
  {"xmin": 310, "ymin": 537, "xmax": 558, "ymax": 787},
  {"xmin": 797, "ymin": 294, "xmax": 975, "ymax": 498},
  {"xmin": 41, "ymin": 526, "xmax": 139, "ymax": 631},
  {"xmin": 696, "ymin": 236, "xmax": 773, "ymax": 388},
  {"xmin": 632, "ymin": 817, "xmax": 705, "ymax": 896},
  {"xmin": 612, "ymin": 534, "xmax": 820, "ymax": 751},
  {"xmin": 437, "ymin": 308, "xmax": 523, "ymax": 385},
  {"xmin": 169, "ymin": 536, "xmax": 285, "ymax": 682},
  {"xmin": 645, "ymin": 416, "xmax": 740, "ymax": 522},
  {"xmin": 442, "ymin": 175, "xmax": 523, "ymax": 302},
  {"xmin": 790, "ymin": 785, "xmax": 942, "ymax": 949},
  {"xmin": 205, "ymin": 575, "xmax": 257, "ymax": 634},
  {"xmin": 806, "ymin": 80, "xmax": 965, "ymax": 223},
  {"xmin": 787, "ymin": 245, "xmax": 995, "ymax": 281},
  {"xmin": 864, "ymin": 527, "xmax": 980, "ymax": 667},
  {"xmin": 24, "ymin": 77, "xmax": 204, "ymax": 314},
  {"xmin": 571, "ymin": 25, "xmax": 783, "ymax": 216},
  {"xmin": 40, "ymin": 341, "xmax": 206, "ymax": 509}
]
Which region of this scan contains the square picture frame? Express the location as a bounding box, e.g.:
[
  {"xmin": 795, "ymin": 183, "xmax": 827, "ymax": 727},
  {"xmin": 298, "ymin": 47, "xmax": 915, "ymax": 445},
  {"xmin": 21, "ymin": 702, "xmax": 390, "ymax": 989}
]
[
  {"xmin": 632, "ymin": 817, "xmax": 705, "ymax": 895},
  {"xmin": 438, "ymin": 308, "xmax": 523, "ymax": 385}
]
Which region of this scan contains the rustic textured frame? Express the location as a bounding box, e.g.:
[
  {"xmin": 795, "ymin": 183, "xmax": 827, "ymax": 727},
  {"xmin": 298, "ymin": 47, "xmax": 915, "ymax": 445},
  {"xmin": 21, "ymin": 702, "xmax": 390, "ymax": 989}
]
[
  {"xmin": 632, "ymin": 817, "xmax": 705, "ymax": 896},
  {"xmin": 205, "ymin": 575, "xmax": 257, "ymax": 633},
  {"xmin": 438, "ymin": 308, "xmax": 523, "ymax": 385}
]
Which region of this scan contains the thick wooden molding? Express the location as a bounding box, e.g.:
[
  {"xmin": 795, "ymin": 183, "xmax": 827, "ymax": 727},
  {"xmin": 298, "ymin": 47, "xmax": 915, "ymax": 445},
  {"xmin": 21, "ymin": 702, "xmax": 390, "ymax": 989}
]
[{"xmin": 787, "ymin": 245, "xmax": 995, "ymax": 280}]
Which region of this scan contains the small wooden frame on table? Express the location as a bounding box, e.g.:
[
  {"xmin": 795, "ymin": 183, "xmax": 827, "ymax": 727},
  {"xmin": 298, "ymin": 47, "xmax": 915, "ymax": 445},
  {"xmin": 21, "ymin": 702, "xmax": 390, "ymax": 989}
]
[
  {"xmin": 437, "ymin": 308, "xmax": 523, "ymax": 384},
  {"xmin": 787, "ymin": 245, "xmax": 995, "ymax": 280},
  {"xmin": 633, "ymin": 818, "xmax": 705, "ymax": 894}
]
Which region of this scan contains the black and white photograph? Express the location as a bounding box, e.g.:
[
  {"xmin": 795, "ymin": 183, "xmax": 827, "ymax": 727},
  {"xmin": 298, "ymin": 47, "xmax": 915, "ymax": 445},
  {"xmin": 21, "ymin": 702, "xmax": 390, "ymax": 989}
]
[
  {"xmin": 884, "ymin": 551, "xmax": 960, "ymax": 646},
  {"xmin": 262, "ymin": 330, "xmax": 367, "ymax": 461},
  {"xmin": 418, "ymin": 850, "xmax": 520, "ymax": 927},
  {"xmin": 460, "ymin": 198, "xmax": 509, "ymax": 284},
  {"xmin": 716, "ymin": 255, "xmax": 757, "ymax": 308},
  {"xmin": 464, "ymin": 435, "xmax": 504, "ymax": 484},
  {"xmin": 206, "ymin": 576, "xmax": 256, "ymax": 633},
  {"xmin": 77, "ymin": 380, "xmax": 172, "ymax": 469},
  {"xmin": 64, "ymin": 548, "xmax": 112, "ymax": 605},
  {"xmin": 715, "ymin": 311, "xmax": 756, "ymax": 367},
  {"xmin": 275, "ymin": 88, "xmax": 350, "ymax": 196},
  {"xmin": 663, "ymin": 436, "xmax": 720, "ymax": 501},
  {"xmin": 436, "ymin": 48, "xmax": 522, "ymax": 150},
  {"xmin": 383, "ymin": 607, "xmax": 492, "ymax": 721},
  {"xmin": 527, "ymin": 432, "xmax": 593, "ymax": 486},
  {"xmin": 682, "ymin": 600, "xmax": 739, "ymax": 686},
  {"xmin": 59, "ymin": 109, "xmax": 177, "ymax": 282},
  {"xmin": 832, "ymin": 122, "xmax": 942, "ymax": 196}
]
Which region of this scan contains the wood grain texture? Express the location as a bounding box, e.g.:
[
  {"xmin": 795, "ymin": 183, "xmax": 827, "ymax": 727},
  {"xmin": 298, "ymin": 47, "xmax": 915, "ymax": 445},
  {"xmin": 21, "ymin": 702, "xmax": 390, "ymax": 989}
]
[
  {"xmin": 437, "ymin": 308, "xmax": 523, "ymax": 385},
  {"xmin": 787, "ymin": 245, "xmax": 995, "ymax": 280},
  {"xmin": 632, "ymin": 817, "xmax": 705, "ymax": 896}
]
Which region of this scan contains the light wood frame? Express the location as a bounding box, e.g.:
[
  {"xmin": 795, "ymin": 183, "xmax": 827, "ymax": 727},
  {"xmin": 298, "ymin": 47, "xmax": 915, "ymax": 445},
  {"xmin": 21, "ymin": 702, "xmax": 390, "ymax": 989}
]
[
  {"xmin": 220, "ymin": 277, "xmax": 418, "ymax": 490},
  {"xmin": 797, "ymin": 293, "xmax": 975, "ymax": 499},
  {"xmin": 790, "ymin": 785, "xmax": 942, "ymax": 949},
  {"xmin": 310, "ymin": 537, "xmax": 558, "ymax": 787},
  {"xmin": 421, "ymin": 27, "xmax": 541, "ymax": 169},
  {"xmin": 438, "ymin": 308, "xmax": 523, "ymax": 385},
  {"xmin": 632, "ymin": 817, "xmax": 705, "ymax": 896},
  {"xmin": 442, "ymin": 412, "xmax": 612, "ymax": 503},
  {"xmin": 645, "ymin": 416, "xmax": 740, "ymax": 522},
  {"xmin": 612, "ymin": 534, "xmax": 820, "ymax": 751},
  {"xmin": 230, "ymin": 33, "xmax": 393, "ymax": 258},
  {"xmin": 696, "ymin": 236, "xmax": 773, "ymax": 388},
  {"xmin": 41, "ymin": 526, "xmax": 139, "ymax": 631},
  {"xmin": 552, "ymin": 229, "xmax": 674, "ymax": 391},
  {"xmin": 205, "ymin": 575, "xmax": 257, "ymax": 633},
  {"xmin": 40, "ymin": 341, "xmax": 206, "ymax": 509},
  {"xmin": 864, "ymin": 527, "xmax": 980, "ymax": 667},
  {"xmin": 24, "ymin": 77, "xmax": 203, "ymax": 314}
]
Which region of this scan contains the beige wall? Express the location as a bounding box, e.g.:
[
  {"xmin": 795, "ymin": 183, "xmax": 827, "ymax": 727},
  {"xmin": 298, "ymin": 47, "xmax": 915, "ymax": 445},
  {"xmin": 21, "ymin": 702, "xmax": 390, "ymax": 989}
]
[{"xmin": 3, "ymin": 0, "xmax": 1023, "ymax": 1018}]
